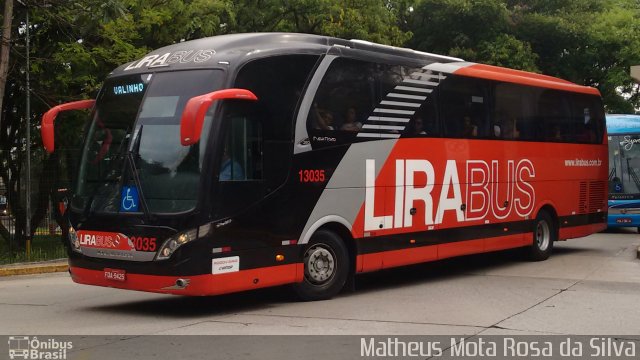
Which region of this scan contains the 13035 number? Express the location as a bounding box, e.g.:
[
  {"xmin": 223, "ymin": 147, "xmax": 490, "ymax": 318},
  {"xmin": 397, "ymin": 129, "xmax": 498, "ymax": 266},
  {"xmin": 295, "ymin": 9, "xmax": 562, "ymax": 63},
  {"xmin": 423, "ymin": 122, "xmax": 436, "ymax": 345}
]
[
  {"xmin": 298, "ymin": 169, "xmax": 326, "ymax": 183},
  {"xmin": 130, "ymin": 237, "xmax": 157, "ymax": 252}
]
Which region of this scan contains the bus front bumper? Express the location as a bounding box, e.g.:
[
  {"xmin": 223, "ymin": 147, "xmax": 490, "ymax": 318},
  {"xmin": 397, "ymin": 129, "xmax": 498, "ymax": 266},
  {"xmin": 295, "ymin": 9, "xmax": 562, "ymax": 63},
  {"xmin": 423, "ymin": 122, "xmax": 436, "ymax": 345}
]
[{"xmin": 69, "ymin": 264, "xmax": 302, "ymax": 296}]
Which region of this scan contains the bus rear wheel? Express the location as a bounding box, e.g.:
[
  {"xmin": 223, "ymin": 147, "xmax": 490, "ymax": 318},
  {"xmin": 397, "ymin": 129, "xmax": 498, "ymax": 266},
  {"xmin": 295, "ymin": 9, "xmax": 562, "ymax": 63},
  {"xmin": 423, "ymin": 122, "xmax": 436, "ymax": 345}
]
[
  {"xmin": 529, "ymin": 211, "xmax": 556, "ymax": 261},
  {"xmin": 293, "ymin": 230, "xmax": 349, "ymax": 301}
]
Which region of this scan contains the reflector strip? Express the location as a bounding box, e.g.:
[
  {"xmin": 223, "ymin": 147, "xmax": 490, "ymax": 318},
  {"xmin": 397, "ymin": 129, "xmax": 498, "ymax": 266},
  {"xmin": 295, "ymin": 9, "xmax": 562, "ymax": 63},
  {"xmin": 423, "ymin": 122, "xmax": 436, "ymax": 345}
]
[
  {"xmin": 373, "ymin": 108, "xmax": 415, "ymax": 115},
  {"xmin": 387, "ymin": 93, "xmax": 427, "ymax": 101},
  {"xmin": 212, "ymin": 246, "xmax": 232, "ymax": 253},
  {"xmin": 410, "ymin": 72, "xmax": 446, "ymax": 80},
  {"xmin": 362, "ymin": 124, "xmax": 405, "ymax": 131},
  {"xmin": 357, "ymin": 133, "xmax": 400, "ymax": 138},
  {"xmin": 379, "ymin": 100, "xmax": 421, "ymax": 108},
  {"xmin": 403, "ymin": 79, "xmax": 438, "ymax": 86},
  {"xmin": 281, "ymin": 240, "xmax": 298, "ymax": 245},
  {"xmin": 366, "ymin": 116, "xmax": 411, "ymax": 123},
  {"xmin": 395, "ymin": 86, "xmax": 433, "ymax": 94}
]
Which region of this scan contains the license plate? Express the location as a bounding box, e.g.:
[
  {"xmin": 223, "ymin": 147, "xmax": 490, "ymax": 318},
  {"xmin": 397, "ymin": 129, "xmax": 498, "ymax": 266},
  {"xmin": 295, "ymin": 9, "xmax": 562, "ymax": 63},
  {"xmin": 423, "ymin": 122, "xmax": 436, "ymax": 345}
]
[
  {"xmin": 104, "ymin": 268, "xmax": 126, "ymax": 282},
  {"xmin": 616, "ymin": 218, "xmax": 632, "ymax": 224}
]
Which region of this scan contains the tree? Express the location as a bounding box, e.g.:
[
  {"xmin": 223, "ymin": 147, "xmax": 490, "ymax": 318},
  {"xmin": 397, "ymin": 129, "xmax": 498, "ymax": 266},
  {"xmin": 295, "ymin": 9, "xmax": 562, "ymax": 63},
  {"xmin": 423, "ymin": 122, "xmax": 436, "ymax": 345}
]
[
  {"xmin": 404, "ymin": 0, "xmax": 640, "ymax": 112},
  {"xmin": 231, "ymin": 0, "xmax": 411, "ymax": 45}
]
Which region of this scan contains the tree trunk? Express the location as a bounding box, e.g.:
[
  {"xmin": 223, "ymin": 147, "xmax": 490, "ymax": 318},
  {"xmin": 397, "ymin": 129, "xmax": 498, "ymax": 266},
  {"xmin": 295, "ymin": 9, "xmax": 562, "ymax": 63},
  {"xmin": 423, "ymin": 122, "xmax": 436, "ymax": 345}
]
[{"xmin": 0, "ymin": 0, "xmax": 14, "ymax": 123}]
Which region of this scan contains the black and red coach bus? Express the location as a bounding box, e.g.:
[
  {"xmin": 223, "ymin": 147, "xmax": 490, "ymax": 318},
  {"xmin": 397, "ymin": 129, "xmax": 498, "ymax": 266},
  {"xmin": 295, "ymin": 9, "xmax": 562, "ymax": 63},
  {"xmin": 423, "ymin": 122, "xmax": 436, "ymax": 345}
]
[{"xmin": 42, "ymin": 33, "xmax": 607, "ymax": 300}]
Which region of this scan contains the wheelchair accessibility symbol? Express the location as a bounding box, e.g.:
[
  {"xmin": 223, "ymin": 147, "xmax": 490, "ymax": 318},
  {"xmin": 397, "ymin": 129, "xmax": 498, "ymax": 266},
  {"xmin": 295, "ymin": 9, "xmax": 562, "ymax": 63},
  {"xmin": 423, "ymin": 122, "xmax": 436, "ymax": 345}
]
[{"xmin": 121, "ymin": 186, "xmax": 139, "ymax": 212}]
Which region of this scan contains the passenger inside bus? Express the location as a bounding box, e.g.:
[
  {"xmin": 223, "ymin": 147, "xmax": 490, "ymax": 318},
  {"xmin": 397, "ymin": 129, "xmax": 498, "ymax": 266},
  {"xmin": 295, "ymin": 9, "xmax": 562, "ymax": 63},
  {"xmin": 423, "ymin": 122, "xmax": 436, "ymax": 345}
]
[
  {"xmin": 501, "ymin": 118, "xmax": 520, "ymax": 139},
  {"xmin": 219, "ymin": 146, "xmax": 244, "ymax": 181},
  {"xmin": 311, "ymin": 103, "xmax": 335, "ymax": 130},
  {"xmin": 340, "ymin": 106, "xmax": 362, "ymax": 132},
  {"xmin": 463, "ymin": 115, "xmax": 478, "ymax": 137},
  {"xmin": 411, "ymin": 116, "xmax": 427, "ymax": 135}
]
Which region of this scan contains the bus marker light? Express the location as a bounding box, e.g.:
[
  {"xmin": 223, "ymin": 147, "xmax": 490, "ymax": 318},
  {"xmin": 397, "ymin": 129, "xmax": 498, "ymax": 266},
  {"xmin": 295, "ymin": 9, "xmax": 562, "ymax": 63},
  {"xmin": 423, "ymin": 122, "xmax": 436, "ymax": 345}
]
[
  {"xmin": 276, "ymin": 254, "xmax": 285, "ymax": 262},
  {"xmin": 410, "ymin": 239, "xmax": 416, "ymax": 244},
  {"xmin": 503, "ymin": 227, "xmax": 508, "ymax": 232},
  {"xmin": 212, "ymin": 247, "xmax": 232, "ymax": 253},
  {"xmin": 177, "ymin": 234, "xmax": 189, "ymax": 245},
  {"xmin": 281, "ymin": 240, "xmax": 298, "ymax": 245}
]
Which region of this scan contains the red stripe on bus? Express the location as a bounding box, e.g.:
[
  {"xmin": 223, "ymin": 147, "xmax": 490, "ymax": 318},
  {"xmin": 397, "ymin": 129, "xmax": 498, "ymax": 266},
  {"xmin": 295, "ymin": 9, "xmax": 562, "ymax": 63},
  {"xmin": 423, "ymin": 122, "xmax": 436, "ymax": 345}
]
[
  {"xmin": 69, "ymin": 264, "xmax": 299, "ymax": 296},
  {"xmin": 455, "ymin": 64, "xmax": 600, "ymax": 96}
]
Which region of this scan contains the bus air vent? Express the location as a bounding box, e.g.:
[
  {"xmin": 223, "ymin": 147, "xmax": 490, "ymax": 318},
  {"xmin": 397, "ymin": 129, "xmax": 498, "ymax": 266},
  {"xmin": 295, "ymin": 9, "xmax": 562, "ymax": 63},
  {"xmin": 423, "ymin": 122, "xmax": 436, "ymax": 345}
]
[
  {"xmin": 588, "ymin": 181, "xmax": 606, "ymax": 213},
  {"xmin": 578, "ymin": 182, "xmax": 588, "ymax": 214}
]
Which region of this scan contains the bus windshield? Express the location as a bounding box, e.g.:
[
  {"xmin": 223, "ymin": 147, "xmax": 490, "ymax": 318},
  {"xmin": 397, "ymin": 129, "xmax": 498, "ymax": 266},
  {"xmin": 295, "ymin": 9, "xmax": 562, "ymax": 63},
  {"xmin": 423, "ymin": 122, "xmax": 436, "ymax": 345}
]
[
  {"xmin": 72, "ymin": 70, "xmax": 223, "ymax": 214},
  {"xmin": 609, "ymin": 134, "xmax": 640, "ymax": 199}
]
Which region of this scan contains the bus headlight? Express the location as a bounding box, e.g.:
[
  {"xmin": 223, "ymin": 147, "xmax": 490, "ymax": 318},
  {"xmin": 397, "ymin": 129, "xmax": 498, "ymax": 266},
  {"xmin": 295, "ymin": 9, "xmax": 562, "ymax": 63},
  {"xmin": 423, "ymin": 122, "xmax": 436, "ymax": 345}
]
[
  {"xmin": 69, "ymin": 226, "xmax": 81, "ymax": 253},
  {"xmin": 155, "ymin": 228, "xmax": 198, "ymax": 261}
]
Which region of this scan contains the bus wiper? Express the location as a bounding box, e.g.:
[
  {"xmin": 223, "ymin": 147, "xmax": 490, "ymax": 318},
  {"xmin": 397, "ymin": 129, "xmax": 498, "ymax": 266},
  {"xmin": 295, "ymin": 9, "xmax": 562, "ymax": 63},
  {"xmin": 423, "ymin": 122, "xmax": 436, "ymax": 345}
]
[{"xmin": 126, "ymin": 141, "xmax": 154, "ymax": 222}]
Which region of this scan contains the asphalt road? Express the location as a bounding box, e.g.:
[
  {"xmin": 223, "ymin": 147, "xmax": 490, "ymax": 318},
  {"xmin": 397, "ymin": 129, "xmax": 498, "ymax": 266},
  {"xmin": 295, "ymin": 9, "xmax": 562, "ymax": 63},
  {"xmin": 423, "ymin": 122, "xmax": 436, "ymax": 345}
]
[{"xmin": 1, "ymin": 229, "xmax": 639, "ymax": 336}]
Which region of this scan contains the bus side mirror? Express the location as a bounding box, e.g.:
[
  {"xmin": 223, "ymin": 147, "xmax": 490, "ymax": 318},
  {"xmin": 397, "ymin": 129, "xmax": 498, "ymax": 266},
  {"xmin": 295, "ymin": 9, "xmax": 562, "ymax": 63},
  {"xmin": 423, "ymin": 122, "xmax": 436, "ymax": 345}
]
[
  {"xmin": 41, "ymin": 99, "xmax": 96, "ymax": 153},
  {"xmin": 180, "ymin": 88, "xmax": 258, "ymax": 146}
]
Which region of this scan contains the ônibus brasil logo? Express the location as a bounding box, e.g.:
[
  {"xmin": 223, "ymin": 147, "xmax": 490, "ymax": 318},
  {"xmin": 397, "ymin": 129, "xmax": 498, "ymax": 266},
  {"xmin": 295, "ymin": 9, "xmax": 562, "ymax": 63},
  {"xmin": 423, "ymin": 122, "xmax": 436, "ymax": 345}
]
[{"xmin": 8, "ymin": 336, "xmax": 72, "ymax": 360}]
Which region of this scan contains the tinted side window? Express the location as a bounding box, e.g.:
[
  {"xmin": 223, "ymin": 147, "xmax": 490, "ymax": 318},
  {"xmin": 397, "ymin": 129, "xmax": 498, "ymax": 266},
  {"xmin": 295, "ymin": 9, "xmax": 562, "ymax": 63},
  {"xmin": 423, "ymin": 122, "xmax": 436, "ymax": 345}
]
[
  {"xmin": 494, "ymin": 83, "xmax": 538, "ymax": 140},
  {"xmin": 235, "ymin": 55, "xmax": 319, "ymax": 141},
  {"xmin": 308, "ymin": 58, "xmax": 376, "ymax": 141},
  {"xmin": 571, "ymin": 94, "xmax": 605, "ymax": 144},
  {"xmin": 214, "ymin": 101, "xmax": 263, "ymax": 217},
  {"xmin": 440, "ymin": 76, "xmax": 490, "ymax": 139},
  {"xmin": 308, "ymin": 58, "xmax": 421, "ymax": 144},
  {"xmin": 234, "ymin": 55, "xmax": 319, "ymax": 190},
  {"xmin": 537, "ymin": 89, "xmax": 572, "ymax": 142}
]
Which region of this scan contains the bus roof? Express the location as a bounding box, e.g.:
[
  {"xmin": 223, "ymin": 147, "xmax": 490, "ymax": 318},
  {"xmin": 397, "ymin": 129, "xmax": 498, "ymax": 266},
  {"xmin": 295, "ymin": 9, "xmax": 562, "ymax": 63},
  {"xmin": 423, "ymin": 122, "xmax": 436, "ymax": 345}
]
[
  {"xmin": 606, "ymin": 114, "xmax": 640, "ymax": 135},
  {"xmin": 111, "ymin": 33, "xmax": 462, "ymax": 76},
  {"xmin": 111, "ymin": 32, "xmax": 600, "ymax": 96}
]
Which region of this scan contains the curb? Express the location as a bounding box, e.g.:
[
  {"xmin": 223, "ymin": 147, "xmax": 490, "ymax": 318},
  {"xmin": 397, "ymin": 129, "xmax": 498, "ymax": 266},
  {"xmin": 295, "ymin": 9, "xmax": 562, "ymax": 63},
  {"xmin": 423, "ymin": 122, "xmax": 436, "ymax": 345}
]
[{"xmin": 0, "ymin": 260, "xmax": 68, "ymax": 277}]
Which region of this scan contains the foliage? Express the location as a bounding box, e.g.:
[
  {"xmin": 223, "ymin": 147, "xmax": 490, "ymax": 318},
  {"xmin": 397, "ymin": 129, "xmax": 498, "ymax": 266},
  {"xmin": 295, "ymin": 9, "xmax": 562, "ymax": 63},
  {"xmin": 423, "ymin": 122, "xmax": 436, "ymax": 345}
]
[{"xmin": 406, "ymin": 0, "xmax": 640, "ymax": 112}]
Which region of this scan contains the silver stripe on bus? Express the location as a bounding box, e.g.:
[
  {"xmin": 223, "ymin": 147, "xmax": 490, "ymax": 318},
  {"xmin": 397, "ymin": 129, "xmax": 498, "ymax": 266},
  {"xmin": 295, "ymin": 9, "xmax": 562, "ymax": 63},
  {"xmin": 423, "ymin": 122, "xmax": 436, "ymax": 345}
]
[
  {"xmin": 403, "ymin": 78, "xmax": 439, "ymax": 87},
  {"xmin": 379, "ymin": 100, "xmax": 421, "ymax": 108},
  {"xmin": 394, "ymin": 86, "xmax": 433, "ymax": 94},
  {"xmin": 373, "ymin": 108, "xmax": 416, "ymax": 115},
  {"xmin": 356, "ymin": 133, "xmax": 401, "ymax": 138},
  {"xmin": 362, "ymin": 124, "xmax": 405, "ymax": 130},
  {"xmin": 410, "ymin": 72, "xmax": 446, "ymax": 80},
  {"xmin": 366, "ymin": 116, "xmax": 411, "ymax": 123},
  {"xmin": 387, "ymin": 93, "xmax": 427, "ymax": 101}
]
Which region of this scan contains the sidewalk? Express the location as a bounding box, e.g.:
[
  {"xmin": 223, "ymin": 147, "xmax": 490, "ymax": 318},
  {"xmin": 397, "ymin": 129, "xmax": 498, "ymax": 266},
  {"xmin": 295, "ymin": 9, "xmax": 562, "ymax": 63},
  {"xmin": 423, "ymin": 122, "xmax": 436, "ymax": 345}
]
[{"xmin": 0, "ymin": 259, "xmax": 68, "ymax": 277}]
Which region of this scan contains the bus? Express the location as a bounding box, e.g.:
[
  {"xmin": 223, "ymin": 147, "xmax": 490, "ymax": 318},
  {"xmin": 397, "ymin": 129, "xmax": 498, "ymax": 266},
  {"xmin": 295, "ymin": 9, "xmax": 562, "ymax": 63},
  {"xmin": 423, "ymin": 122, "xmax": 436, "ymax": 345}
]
[
  {"xmin": 41, "ymin": 33, "xmax": 607, "ymax": 300},
  {"xmin": 606, "ymin": 114, "xmax": 640, "ymax": 232}
]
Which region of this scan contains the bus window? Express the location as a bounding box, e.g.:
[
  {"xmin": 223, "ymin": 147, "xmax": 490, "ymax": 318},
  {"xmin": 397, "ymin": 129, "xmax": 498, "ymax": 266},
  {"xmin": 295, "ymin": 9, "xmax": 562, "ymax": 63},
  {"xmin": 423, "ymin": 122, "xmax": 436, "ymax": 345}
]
[
  {"xmin": 538, "ymin": 89, "xmax": 572, "ymax": 142},
  {"xmin": 404, "ymin": 96, "xmax": 439, "ymax": 137},
  {"xmin": 440, "ymin": 76, "xmax": 490, "ymax": 139},
  {"xmin": 234, "ymin": 55, "xmax": 319, "ymax": 190},
  {"xmin": 308, "ymin": 58, "xmax": 375, "ymax": 142},
  {"xmin": 214, "ymin": 101, "xmax": 263, "ymax": 216},
  {"xmin": 494, "ymin": 83, "xmax": 537, "ymax": 141},
  {"xmin": 571, "ymin": 94, "xmax": 605, "ymax": 144},
  {"xmin": 234, "ymin": 55, "xmax": 319, "ymax": 141}
]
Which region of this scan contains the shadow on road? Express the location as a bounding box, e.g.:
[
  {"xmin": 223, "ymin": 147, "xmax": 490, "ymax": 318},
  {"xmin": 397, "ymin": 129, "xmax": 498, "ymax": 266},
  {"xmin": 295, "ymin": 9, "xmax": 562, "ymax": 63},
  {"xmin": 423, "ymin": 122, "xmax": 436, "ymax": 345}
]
[{"xmin": 83, "ymin": 241, "xmax": 596, "ymax": 318}]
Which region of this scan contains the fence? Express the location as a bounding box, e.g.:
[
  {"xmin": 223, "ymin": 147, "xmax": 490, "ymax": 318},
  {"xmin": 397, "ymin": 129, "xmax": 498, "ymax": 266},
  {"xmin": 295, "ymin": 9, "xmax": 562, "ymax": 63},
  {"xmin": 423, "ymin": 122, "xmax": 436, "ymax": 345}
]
[{"xmin": 0, "ymin": 148, "xmax": 73, "ymax": 264}]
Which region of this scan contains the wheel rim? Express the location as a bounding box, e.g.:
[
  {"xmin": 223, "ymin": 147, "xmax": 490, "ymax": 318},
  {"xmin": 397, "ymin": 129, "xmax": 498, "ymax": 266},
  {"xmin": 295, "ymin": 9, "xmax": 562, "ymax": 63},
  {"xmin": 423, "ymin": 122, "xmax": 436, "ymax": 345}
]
[
  {"xmin": 535, "ymin": 220, "xmax": 550, "ymax": 251},
  {"xmin": 303, "ymin": 244, "xmax": 336, "ymax": 285}
]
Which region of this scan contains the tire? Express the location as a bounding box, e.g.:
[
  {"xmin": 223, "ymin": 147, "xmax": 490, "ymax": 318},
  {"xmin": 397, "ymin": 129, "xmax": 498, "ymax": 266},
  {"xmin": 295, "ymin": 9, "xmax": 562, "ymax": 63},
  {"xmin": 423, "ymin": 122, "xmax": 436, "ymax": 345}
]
[
  {"xmin": 293, "ymin": 230, "xmax": 349, "ymax": 301},
  {"xmin": 637, "ymin": 227, "xmax": 640, "ymax": 234},
  {"xmin": 529, "ymin": 211, "xmax": 556, "ymax": 261}
]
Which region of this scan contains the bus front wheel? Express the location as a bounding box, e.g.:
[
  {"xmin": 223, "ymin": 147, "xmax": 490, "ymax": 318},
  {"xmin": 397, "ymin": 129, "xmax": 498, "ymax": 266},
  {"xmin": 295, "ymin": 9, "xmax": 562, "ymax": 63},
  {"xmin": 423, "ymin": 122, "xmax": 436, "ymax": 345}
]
[
  {"xmin": 529, "ymin": 211, "xmax": 556, "ymax": 261},
  {"xmin": 293, "ymin": 230, "xmax": 349, "ymax": 301}
]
